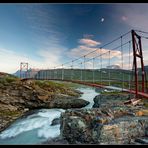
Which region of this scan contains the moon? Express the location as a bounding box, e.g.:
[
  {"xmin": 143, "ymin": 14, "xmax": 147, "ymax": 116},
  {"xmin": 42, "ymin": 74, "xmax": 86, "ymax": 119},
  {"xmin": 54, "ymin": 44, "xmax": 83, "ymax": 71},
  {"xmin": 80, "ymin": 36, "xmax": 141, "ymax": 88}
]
[{"xmin": 101, "ymin": 18, "xmax": 104, "ymax": 22}]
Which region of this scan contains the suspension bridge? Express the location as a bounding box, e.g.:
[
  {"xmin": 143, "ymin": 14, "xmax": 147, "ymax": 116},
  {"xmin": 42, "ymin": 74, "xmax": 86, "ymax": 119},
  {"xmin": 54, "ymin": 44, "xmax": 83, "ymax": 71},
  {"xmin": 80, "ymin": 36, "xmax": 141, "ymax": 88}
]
[{"xmin": 20, "ymin": 29, "xmax": 148, "ymax": 100}]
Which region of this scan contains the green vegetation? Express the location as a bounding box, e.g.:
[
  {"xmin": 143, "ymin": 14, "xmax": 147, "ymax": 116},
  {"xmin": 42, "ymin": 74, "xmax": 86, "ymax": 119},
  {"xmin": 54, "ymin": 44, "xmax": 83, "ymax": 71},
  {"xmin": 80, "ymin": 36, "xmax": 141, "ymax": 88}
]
[
  {"xmin": 0, "ymin": 75, "xmax": 19, "ymax": 84},
  {"xmin": 35, "ymin": 80, "xmax": 67, "ymax": 89},
  {"xmin": 0, "ymin": 110, "xmax": 22, "ymax": 117},
  {"xmin": 34, "ymin": 80, "xmax": 79, "ymax": 97},
  {"xmin": 5, "ymin": 76, "xmax": 18, "ymax": 83},
  {"xmin": 100, "ymin": 91, "xmax": 124, "ymax": 95}
]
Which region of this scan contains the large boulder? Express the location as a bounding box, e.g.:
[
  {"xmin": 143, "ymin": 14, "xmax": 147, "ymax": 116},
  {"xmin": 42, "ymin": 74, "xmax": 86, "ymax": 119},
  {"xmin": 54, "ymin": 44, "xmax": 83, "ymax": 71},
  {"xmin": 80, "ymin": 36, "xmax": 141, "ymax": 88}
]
[
  {"xmin": 93, "ymin": 93, "xmax": 135, "ymax": 108},
  {"xmin": 49, "ymin": 94, "xmax": 89, "ymax": 109},
  {"xmin": 60, "ymin": 107, "xmax": 148, "ymax": 144}
]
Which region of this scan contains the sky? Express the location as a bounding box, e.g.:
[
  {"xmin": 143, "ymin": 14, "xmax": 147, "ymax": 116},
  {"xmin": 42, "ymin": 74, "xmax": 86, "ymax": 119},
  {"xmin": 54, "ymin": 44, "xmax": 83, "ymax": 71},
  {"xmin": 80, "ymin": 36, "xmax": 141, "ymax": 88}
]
[{"xmin": 0, "ymin": 3, "xmax": 148, "ymax": 73}]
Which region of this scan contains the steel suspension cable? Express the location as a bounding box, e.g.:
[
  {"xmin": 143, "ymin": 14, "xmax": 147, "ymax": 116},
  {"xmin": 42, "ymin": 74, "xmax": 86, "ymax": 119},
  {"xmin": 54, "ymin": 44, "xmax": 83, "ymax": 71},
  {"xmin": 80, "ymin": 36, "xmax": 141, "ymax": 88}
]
[
  {"xmin": 100, "ymin": 48, "xmax": 102, "ymax": 85},
  {"xmin": 135, "ymin": 30, "xmax": 148, "ymax": 35},
  {"xmin": 62, "ymin": 64, "xmax": 64, "ymax": 80},
  {"xmin": 92, "ymin": 58, "xmax": 95, "ymax": 83},
  {"xmin": 108, "ymin": 50, "xmax": 111, "ymax": 86},
  {"xmin": 129, "ymin": 41, "xmax": 131, "ymax": 89},
  {"xmin": 71, "ymin": 60, "xmax": 73, "ymax": 80},
  {"xmin": 84, "ymin": 40, "xmax": 132, "ymax": 61},
  {"xmin": 83, "ymin": 31, "xmax": 131, "ymax": 58},
  {"xmin": 128, "ymin": 41, "xmax": 132, "ymax": 99},
  {"xmin": 53, "ymin": 31, "xmax": 131, "ymax": 70},
  {"xmin": 49, "ymin": 70, "xmax": 51, "ymax": 80},
  {"xmin": 121, "ymin": 36, "xmax": 124, "ymax": 91},
  {"xmin": 140, "ymin": 35, "xmax": 148, "ymax": 39},
  {"xmin": 84, "ymin": 56, "xmax": 86, "ymax": 82},
  {"xmin": 53, "ymin": 67, "xmax": 55, "ymax": 79},
  {"xmin": 81, "ymin": 62, "xmax": 83, "ymax": 81}
]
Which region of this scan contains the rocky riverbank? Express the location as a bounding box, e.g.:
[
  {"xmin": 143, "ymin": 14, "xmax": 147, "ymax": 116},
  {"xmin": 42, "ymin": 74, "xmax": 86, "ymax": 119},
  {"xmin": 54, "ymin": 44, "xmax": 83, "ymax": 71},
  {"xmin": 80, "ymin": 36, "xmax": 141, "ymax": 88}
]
[
  {"xmin": 1, "ymin": 73, "xmax": 148, "ymax": 144},
  {"xmin": 0, "ymin": 74, "xmax": 88, "ymax": 132},
  {"xmin": 59, "ymin": 92, "xmax": 148, "ymax": 144},
  {"xmin": 60, "ymin": 106, "xmax": 148, "ymax": 144}
]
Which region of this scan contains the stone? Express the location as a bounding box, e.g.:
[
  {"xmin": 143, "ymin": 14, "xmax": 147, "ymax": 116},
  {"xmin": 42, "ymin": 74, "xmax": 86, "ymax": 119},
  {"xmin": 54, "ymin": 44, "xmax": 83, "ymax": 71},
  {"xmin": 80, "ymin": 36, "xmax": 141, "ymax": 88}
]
[
  {"xmin": 37, "ymin": 94, "xmax": 49, "ymax": 101},
  {"xmin": 93, "ymin": 93, "xmax": 134, "ymax": 108},
  {"xmin": 135, "ymin": 110, "xmax": 148, "ymax": 116},
  {"xmin": 23, "ymin": 85, "xmax": 33, "ymax": 90},
  {"xmin": 74, "ymin": 90, "xmax": 83, "ymax": 95},
  {"xmin": 135, "ymin": 137, "xmax": 148, "ymax": 144},
  {"xmin": 24, "ymin": 108, "xmax": 29, "ymax": 112},
  {"xmin": 51, "ymin": 118, "xmax": 60, "ymax": 126},
  {"xmin": 60, "ymin": 108, "xmax": 148, "ymax": 144},
  {"xmin": 145, "ymin": 127, "xmax": 148, "ymax": 136},
  {"xmin": 0, "ymin": 76, "xmax": 84, "ymax": 132},
  {"xmin": 49, "ymin": 97, "xmax": 89, "ymax": 109}
]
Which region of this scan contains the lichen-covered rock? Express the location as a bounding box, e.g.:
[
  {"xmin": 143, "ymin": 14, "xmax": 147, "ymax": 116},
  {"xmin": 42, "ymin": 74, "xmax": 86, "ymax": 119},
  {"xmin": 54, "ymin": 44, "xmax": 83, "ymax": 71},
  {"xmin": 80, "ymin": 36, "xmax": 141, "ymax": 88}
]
[
  {"xmin": 60, "ymin": 107, "xmax": 148, "ymax": 144},
  {"xmin": 99, "ymin": 117, "xmax": 148, "ymax": 144}
]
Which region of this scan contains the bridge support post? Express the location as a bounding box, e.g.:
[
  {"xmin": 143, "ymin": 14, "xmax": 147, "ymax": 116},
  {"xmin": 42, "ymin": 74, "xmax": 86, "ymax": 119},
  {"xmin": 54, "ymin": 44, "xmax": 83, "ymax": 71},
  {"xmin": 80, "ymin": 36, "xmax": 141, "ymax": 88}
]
[
  {"xmin": 131, "ymin": 30, "xmax": 146, "ymax": 97},
  {"xmin": 20, "ymin": 62, "xmax": 28, "ymax": 79},
  {"xmin": 62, "ymin": 64, "xmax": 64, "ymax": 80}
]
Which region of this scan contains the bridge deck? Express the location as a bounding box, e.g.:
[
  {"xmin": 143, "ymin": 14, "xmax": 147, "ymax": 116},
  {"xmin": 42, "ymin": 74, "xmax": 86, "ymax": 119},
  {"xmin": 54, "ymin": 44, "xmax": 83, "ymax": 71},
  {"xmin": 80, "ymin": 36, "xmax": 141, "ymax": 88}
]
[
  {"xmin": 125, "ymin": 89, "xmax": 148, "ymax": 98},
  {"xmin": 70, "ymin": 80, "xmax": 148, "ymax": 99}
]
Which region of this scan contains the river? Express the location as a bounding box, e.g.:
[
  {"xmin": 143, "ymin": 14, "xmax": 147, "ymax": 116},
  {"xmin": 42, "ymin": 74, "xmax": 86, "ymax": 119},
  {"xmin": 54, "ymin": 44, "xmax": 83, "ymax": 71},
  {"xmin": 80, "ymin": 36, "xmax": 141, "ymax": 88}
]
[{"xmin": 0, "ymin": 84, "xmax": 99, "ymax": 145}]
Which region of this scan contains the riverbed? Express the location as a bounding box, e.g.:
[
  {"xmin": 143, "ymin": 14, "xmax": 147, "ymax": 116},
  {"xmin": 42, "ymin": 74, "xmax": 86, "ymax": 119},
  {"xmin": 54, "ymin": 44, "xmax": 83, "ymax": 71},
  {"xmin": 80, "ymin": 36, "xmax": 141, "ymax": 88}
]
[{"xmin": 0, "ymin": 84, "xmax": 99, "ymax": 145}]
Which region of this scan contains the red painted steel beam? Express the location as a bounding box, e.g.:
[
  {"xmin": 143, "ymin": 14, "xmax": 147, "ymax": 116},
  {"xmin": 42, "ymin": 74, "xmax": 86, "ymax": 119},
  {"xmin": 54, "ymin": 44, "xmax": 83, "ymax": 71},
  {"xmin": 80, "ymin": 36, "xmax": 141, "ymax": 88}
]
[
  {"xmin": 131, "ymin": 30, "xmax": 138, "ymax": 97},
  {"xmin": 131, "ymin": 30, "xmax": 146, "ymax": 97}
]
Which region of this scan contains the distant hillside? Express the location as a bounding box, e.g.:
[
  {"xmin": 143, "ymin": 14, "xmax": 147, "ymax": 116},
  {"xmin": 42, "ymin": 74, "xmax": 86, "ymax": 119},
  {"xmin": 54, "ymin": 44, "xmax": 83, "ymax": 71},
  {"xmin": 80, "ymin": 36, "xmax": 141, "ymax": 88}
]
[
  {"xmin": 13, "ymin": 70, "xmax": 25, "ymax": 78},
  {"xmin": 0, "ymin": 72, "xmax": 17, "ymax": 78},
  {"xmin": 12, "ymin": 65, "xmax": 148, "ymax": 79},
  {"xmin": 13, "ymin": 68, "xmax": 40, "ymax": 78}
]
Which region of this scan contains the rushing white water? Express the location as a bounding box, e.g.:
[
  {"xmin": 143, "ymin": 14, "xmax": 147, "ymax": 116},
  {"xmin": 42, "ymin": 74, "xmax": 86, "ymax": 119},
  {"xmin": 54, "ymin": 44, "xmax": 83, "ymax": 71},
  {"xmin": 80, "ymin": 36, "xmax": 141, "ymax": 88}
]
[
  {"xmin": 0, "ymin": 109, "xmax": 65, "ymax": 144},
  {"xmin": 0, "ymin": 85, "xmax": 99, "ymax": 145},
  {"xmin": 77, "ymin": 87, "xmax": 99, "ymax": 109}
]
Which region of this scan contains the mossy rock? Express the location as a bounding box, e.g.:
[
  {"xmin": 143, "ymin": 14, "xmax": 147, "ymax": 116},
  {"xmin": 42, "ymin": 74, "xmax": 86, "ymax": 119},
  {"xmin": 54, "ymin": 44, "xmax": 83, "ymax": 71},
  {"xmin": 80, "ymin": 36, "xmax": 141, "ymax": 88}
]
[{"xmin": 0, "ymin": 110, "xmax": 22, "ymax": 117}]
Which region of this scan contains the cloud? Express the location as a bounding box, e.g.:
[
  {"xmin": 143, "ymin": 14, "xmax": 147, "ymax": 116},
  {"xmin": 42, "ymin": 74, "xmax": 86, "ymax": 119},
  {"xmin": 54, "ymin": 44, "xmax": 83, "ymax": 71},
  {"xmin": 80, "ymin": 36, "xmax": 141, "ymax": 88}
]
[
  {"xmin": 67, "ymin": 35, "xmax": 128, "ymax": 69},
  {"xmin": 79, "ymin": 38, "xmax": 101, "ymax": 47},
  {"xmin": 9, "ymin": 5, "xmax": 70, "ymax": 72},
  {"xmin": 0, "ymin": 48, "xmax": 29, "ymax": 73},
  {"xmin": 112, "ymin": 46, "xmax": 148, "ymax": 70},
  {"xmin": 69, "ymin": 45, "xmax": 121, "ymax": 59},
  {"xmin": 67, "ymin": 31, "xmax": 123, "ymax": 70},
  {"xmin": 67, "ymin": 40, "xmax": 146, "ymax": 70},
  {"xmin": 121, "ymin": 16, "xmax": 128, "ymax": 21},
  {"xmin": 109, "ymin": 4, "xmax": 148, "ymax": 68},
  {"xmin": 114, "ymin": 4, "xmax": 148, "ymax": 30},
  {"xmin": 0, "ymin": 47, "xmax": 64, "ymax": 74},
  {"xmin": 37, "ymin": 46, "xmax": 67, "ymax": 66}
]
